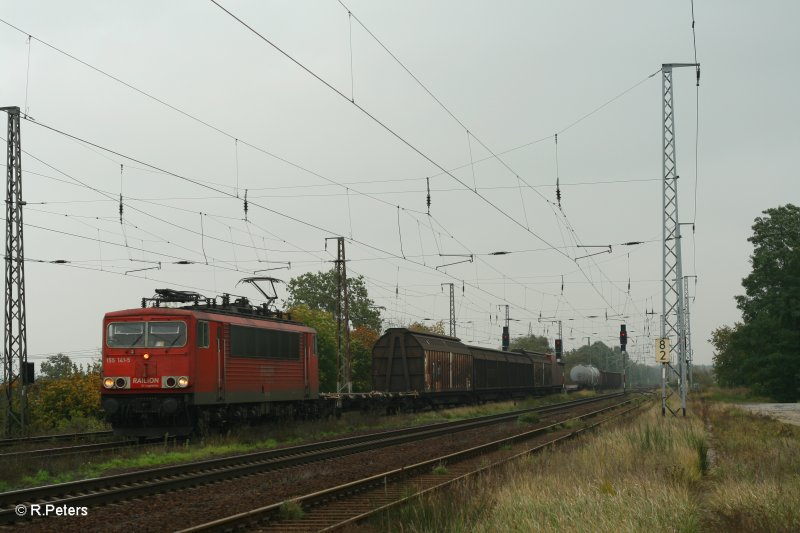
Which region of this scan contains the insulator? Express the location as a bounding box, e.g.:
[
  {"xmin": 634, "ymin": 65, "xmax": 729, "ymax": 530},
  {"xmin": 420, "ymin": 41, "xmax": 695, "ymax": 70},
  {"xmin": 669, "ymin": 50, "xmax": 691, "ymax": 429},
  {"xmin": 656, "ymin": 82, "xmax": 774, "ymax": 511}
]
[{"xmin": 426, "ymin": 177, "xmax": 431, "ymax": 214}]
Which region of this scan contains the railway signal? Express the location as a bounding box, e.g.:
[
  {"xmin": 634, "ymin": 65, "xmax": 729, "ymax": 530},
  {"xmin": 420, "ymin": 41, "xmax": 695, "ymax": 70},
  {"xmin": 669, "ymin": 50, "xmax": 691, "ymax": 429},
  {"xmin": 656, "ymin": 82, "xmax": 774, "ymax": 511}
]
[
  {"xmin": 619, "ymin": 324, "xmax": 627, "ymax": 351},
  {"xmin": 554, "ymin": 339, "xmax": 563, "ymax": 362}
]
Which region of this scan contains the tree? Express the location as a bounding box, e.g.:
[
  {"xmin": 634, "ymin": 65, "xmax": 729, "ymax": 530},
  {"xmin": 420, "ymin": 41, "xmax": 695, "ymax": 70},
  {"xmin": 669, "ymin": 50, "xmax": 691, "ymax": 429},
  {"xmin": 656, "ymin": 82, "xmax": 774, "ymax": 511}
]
[
  {"xmin": 289, "ymin": 305, "xmax": 338, "ymax": 392},
  {"xmin": 509, "ymin": 334, "xmax": 551, "ymax": 353},
  {"xmin": 736, "ymin": 204, "xmax": 800, "ymax": 327},
  {"xmin": 407, "ymin": 321, "xmax": 446, "ymax": 335},
  {"xmin": 710, "ymin": 324, "xmax": 746, "ymax": 387},
  {"xmin": 712, "ymin": 204, "xmax": 800, "ymax": 401},
  {"xmin": 564, "ymin": 341, "xmax": 620, "ymax": 371},
  {"xmin": 286, "ymin": 270, "xmax": 382, "ymax": 332},
  {"xmin": 27, "ymin": 359, "xmax": 104, "ymax": 430},
  {"xmin": 40, "ymin": 353, "xmax": 78, "ymax": 380},
  {"xmin": 351, "ymin": 326, "xmax": 379, "ymax": 392},
  {"xmin": 289, "ymin": 304, "xmax": 380, "ymax": 393}
]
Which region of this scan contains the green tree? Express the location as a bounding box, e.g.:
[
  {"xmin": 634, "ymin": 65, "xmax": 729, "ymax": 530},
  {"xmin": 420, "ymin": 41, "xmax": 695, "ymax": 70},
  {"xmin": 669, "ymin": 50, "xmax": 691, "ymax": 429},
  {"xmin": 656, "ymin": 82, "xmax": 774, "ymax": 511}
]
[
  {"xmin": 286, "ymin": 270, "xmax": 382, "ymax": 332},
  {"xmin": 289, "ymin": 304, "xmax": 380, "ymax": 393},
  {"xmin": 710, "ymin": 324, "xmax": 746, "ymax": 387},
  {"xmin": 509, "ymin": 334, "xmax": 551, "ymax": 353},
  {"xmin": 564, "ymin": 341, "xmax": 620, "ymax": 371},
  {"xmin": 351, "ymin": 326, "xmax": 379, "ymax": 392},
  {"xmin": 712, "ymin": 204, "xmax": 800, "ymax": 401},
  {"xmin": 289, "ymin": 305, "xmax": 338, "ymax": 392},
  {"xmin": 40, "ymin": 353, "xmax": 78, "ymax": 379}
]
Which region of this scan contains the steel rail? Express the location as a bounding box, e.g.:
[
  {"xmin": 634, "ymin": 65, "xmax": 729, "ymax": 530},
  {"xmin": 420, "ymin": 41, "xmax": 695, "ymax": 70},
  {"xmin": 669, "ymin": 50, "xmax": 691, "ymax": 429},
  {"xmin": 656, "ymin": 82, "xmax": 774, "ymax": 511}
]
[
  {"xmin": 0, "ymin": 437, "xmax": 168, "ymax": 460},
  {"xmin": 182, "ymin": 397, "xmax": 642, "ymax": 532},
  {"xmin": 323, "ymin": 401, "xmax": 644, "ymax": 533},
  {"xmin": 0, "ymin": 430, "xmax": 113, "ymax": 447},
  {"xmin": 0, "ymin": 392, "xmax": 622, "ymax": 524}
]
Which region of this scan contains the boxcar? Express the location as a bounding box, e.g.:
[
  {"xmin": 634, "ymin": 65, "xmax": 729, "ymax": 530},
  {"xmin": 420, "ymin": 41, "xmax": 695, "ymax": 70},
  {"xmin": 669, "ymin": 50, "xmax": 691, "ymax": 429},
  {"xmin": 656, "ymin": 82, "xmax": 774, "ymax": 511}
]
[{"xmin": 372, "ymin": 328, "xmax": 562, "ymax": 407}]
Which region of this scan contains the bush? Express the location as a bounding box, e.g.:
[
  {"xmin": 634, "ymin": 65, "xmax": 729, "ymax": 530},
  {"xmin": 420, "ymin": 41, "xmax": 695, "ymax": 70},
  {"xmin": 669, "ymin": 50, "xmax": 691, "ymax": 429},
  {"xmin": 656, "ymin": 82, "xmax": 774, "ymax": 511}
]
[{"xmin": 27, "ymin": 370, "xmax": 104, "ymax": 430}]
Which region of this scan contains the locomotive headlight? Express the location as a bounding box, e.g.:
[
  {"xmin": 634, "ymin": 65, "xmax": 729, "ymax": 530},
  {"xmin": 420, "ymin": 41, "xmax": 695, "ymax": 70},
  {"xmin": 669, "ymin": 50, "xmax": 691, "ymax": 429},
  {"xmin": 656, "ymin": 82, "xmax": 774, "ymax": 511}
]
[
  {"xmin": 143, "ymin": 353, "xmax": 151, "ymax": 360},
  {"xmin": 177, "ymin": 376, "xmax": 189, "ymax": 388},
  {"xmin": 103, "ymin": 377, "xmax": 114, "ymax": 389}
]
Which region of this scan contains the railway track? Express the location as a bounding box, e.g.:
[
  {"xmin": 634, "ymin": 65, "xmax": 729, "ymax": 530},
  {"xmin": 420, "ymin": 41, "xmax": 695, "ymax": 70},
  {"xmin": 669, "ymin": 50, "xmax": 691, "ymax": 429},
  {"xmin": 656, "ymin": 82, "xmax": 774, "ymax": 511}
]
[
  {"xmin": 0, "ymin": 437, "xmax": 168, "ymax": 460},
  {"xmin": 0, "ymin": 430, "xmax": 113, "ymax": 448},
  {"xmin": 0, "ymin": 392, "xmax": 623, "ymax": 525},
  {"xmin": 182, "ymin": 395, "xmax": 643, "ymax": 532}
]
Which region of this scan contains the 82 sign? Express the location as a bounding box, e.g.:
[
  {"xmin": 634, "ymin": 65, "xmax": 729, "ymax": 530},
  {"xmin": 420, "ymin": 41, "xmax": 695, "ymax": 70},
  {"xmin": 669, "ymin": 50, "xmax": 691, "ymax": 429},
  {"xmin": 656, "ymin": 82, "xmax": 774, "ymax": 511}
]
[{"xmin": 655, "ymin": 338, "xmax": 671, "ymax": 363}]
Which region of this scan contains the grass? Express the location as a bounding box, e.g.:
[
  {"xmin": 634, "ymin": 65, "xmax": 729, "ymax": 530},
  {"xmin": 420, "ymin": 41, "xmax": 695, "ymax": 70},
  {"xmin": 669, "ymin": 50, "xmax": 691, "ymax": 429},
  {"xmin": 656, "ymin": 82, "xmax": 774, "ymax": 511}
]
[
  {"xmin": 405, "ymin": 392, "xmax": 581, "ymax": 427},
  {"xmin": 432, "ymin": 463, "xmax": 448, "ymax": 475},
  {"xmin": 278, "ymin": 500, "xmax": 304, "ymax": 520},
  {"xmin": 702, "ymin": 386, "xmax": 773, "ymax": 404},
  {"xmin": 516, "ymin": 412, "xmax": 540, "ymax": 425},
  {"xmin": 0, "ymin": 435, "xmax": 282, "ymax": 490},
  {"xmin": 373, "ymin": 401, "xmax": 707, "ymax": 532},
  {"xmin": 701, "ymin": 402, "xmax": 800, "ymax": 532},
  {"xmin": 372, "ymin": 391, "xmax": 800, "ymax": 533}
]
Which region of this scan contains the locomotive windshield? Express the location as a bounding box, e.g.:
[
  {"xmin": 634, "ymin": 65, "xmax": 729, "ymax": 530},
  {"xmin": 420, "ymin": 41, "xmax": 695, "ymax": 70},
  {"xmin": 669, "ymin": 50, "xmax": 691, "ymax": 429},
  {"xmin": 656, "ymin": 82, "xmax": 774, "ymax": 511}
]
[{"xmin": 107, "ymin": 321, "xmax": 187, "ymax": 348}]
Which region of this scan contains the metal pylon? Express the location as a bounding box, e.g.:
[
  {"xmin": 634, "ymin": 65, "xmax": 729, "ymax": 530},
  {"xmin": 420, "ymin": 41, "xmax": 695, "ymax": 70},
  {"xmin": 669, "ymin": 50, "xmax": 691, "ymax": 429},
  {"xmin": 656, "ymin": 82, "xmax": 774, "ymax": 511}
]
[
  {"xmin": 2, "ymin": 106, "xmax": 27, "ymax": 435},
  {"xmin": 660, "ymin": 64, "xmax": 696, "ymax": 417},
  {"xmin": 684, "ymin": 275, "xmax": 695, "ymax": 389},
  {"xmin": 441, "ymin": 283, "xmax": 455, "ymax": 337},
  {"xmin": 327, "ymin": 237, "xmax": 351, "ymax": 393}
]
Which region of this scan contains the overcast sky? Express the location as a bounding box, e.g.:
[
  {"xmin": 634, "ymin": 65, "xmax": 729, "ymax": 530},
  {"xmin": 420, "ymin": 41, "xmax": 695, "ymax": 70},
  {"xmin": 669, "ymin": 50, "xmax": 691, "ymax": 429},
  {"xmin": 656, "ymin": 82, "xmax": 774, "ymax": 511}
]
[{"xmin": 0, "ymin": 1, "xmax": 797, "ymax": 369}]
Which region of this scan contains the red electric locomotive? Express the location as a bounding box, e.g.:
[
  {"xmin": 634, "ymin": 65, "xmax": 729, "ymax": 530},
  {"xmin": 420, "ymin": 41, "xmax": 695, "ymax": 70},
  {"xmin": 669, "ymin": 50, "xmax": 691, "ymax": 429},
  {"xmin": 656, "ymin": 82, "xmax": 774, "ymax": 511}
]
[{"xmin": 101, "ymin": 282, "xmax": 320, "ymax": 437}]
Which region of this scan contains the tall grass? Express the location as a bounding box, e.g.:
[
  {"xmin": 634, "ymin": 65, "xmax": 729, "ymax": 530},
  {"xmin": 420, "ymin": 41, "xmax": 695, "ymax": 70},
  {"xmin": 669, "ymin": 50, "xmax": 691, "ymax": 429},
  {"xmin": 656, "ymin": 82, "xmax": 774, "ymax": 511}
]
[
  {"xmin": 469, "ymin": 407, "xmax": 706, "ymax": 532},
  {"xmin": 375, "ymin": 398, "xmax": 800, "ymax": 533},
  {"xmin": 374, "ymin": 403, "xmax": 707, "ymax": 532},
  {"xmin": 703, "ymin": 403, "xmax": 800, "ymax": 532}
]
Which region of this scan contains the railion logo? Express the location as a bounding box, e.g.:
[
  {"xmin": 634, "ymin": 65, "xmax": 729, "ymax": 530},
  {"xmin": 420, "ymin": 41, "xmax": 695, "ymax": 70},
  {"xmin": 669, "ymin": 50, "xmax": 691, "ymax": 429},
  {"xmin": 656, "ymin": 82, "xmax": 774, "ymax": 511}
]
[{"xmin": 132, "ymin": 377, "xmax": 160, "ymax": 384}]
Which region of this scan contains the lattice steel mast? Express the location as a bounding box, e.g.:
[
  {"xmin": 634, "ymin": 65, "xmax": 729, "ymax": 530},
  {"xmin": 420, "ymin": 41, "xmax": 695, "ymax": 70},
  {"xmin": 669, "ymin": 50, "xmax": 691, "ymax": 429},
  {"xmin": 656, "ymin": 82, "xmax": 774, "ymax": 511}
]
[
  {"xmin": 2, "ymin": 106, "xmax": 27, "ymax": 435},
  {"xmin": 661, "ymin": 64, "xmax": 697, "ymax": 416},
  {"xmin": 441, "ymin": 283, "xmax": 455, "ymax": 337},
  {"xmin": 684, "ymin": 275, "xmax": 696, "ymax": 389},
  {"xmin": 327, "ymin": 237, "xmax": 351, "ymax": 393}
]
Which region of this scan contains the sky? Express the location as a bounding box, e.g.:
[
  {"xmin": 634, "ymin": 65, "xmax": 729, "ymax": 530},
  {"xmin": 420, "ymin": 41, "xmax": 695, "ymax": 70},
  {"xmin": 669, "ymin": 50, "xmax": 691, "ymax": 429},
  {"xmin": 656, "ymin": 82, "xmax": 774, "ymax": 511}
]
[{"xmin": 0, "ymin": 1, "xmax": 797, "ymax": 370}]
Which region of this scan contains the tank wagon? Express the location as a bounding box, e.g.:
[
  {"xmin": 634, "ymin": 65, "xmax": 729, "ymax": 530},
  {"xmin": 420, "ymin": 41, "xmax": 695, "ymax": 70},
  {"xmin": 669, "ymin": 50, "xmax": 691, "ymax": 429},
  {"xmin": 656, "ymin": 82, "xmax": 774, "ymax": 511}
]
[
  {"xmin": 372, "ymin": 328, "xmax": 563, "ymax": 409},
  {"xmin": 568, "ymin": 364, "xmax": 624, "ymax": 390}
]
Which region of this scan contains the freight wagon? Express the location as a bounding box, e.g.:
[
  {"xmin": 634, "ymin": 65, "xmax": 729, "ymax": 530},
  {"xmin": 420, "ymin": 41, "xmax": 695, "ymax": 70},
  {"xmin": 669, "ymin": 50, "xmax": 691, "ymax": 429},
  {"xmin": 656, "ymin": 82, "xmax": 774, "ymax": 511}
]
[
  {"xmin": 371, "ymin": 328, "xmax": 563, "ymax": 409},
  {"xmin": 567, "ymin": 364, "xmax": 624, "ymax": 390}
]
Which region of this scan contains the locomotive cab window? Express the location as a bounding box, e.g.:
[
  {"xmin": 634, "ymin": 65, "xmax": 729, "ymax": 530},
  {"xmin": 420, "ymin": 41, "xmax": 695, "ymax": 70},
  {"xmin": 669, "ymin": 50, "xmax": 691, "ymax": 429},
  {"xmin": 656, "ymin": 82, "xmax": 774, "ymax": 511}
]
[
  {"xmin": 196, "ymin": 321, "xmax": 210, "ymax": 348},
  {"xmin": 147, "ymin": 322, "xmax": 187, "ymax": 347},
  {"xmin": 107, "ymin": 322, "xmax": 145, "ymax": 348},
  {"xmin": 107, "ymin": 321, "xmax": 187, "ymax": 348}
]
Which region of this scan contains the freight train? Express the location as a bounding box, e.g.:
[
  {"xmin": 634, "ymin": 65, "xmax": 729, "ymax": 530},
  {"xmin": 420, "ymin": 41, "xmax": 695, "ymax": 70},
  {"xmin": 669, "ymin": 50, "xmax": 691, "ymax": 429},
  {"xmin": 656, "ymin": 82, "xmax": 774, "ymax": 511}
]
[
  {"xmin": 371, "ymin": 327, "xmax": 563, "ymax": 410},
  {"xmin": 101, "ymin": 287, "xmax": 570, "ymax": 436}
]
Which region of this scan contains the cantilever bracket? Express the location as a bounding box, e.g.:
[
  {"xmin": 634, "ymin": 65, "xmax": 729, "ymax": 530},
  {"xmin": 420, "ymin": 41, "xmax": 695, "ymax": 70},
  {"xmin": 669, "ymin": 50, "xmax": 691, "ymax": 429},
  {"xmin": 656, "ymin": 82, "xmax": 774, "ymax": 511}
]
[{"xmin": 436, "ymin": 254, "xmax": 474, "ymax": 270}]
